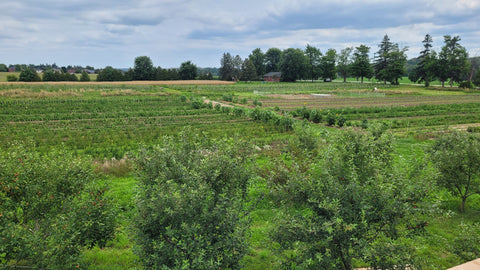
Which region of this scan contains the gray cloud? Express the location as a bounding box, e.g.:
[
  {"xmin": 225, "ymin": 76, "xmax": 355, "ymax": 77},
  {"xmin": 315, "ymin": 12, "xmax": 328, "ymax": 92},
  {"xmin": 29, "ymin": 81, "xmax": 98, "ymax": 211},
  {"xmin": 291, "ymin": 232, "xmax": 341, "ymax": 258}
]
[{"xmin": 0, "ymin": 0, "xmax": 479, "ymax": 68}]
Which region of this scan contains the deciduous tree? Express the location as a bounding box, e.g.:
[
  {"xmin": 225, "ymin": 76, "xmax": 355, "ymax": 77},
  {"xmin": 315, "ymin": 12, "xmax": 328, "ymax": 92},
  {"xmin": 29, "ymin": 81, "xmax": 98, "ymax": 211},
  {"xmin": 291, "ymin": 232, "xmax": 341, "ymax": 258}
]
[
  {"xmin": 304, "ymin": 44, "xmax": 322, "ymax": 82},
  {"xmin": 321, "ymin": 48, "xmax": 337, "ymax": 81},
  {"xmin": 265, "ymin": 48, "xmax": 283, "ymax": 73},
  {"xmin": 428, "ymin": 131, "xmax": 480, "ymax": 212},
  {"xmin": 179, "ymin": 60, "xmax": 198, "ymax": 80},
  {"xmin": 134, "ymin": 129, "xmax": 251, "ymax": 269},
  {"xmin": 281, "ymin": 48, "xmax": 307, "ymax": 82},
  {"xmin": 133, "ymin": 56, "xmax": 155, "ymax": 80},
  {"xmin": 337, "ymin": 47, "xmax": 353, "ymax": 82},
  {"xmin": 249, "ymin": 48, "xmax": 265, "ymax": 79}
]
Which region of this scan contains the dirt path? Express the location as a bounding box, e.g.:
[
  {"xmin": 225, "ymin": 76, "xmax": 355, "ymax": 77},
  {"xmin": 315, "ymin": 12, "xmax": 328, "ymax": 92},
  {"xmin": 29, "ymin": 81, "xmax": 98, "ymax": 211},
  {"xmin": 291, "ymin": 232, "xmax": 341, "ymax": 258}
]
[{"xmin": 203, "ymin": 98, "xmax": 234, "ymax": 108}]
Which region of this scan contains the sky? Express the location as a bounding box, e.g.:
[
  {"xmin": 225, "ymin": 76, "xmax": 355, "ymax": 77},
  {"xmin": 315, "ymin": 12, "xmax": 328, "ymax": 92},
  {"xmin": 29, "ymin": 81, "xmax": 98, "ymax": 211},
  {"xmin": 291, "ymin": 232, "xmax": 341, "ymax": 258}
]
[{"xmin": 1, "ymin": 0, "xmax": 479, "ymax": 69}]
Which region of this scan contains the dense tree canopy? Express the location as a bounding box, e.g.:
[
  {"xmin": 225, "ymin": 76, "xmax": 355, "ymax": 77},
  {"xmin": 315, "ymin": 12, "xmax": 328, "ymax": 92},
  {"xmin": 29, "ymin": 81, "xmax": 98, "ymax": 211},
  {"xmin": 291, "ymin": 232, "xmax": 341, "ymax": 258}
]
[
  {"xmin": 265, "ymin": 48, "xmax": 283, "ymax": 73},
  {"xmin": 133, "ymin": 56, "xmax": 155, "ymax": 80},
  {"xmin": 19, "ymin": 68, "xmax": 41, "ymax": 82},
  {"xmin": 351, "ymin": 45, "xmax": 373, "ymax": 83},
  {"xmin": 281, "ymin": 48, "xmax": 307, "ymax": 82},
  {"xmin": 179, "ymin": 60, "xmax": 198, "ymax": 80}
]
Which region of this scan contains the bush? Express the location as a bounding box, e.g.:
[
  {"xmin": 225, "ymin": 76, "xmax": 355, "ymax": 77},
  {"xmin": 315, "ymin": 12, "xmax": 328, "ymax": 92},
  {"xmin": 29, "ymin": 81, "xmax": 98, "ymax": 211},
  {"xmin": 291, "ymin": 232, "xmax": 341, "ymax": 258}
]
[
  {"xmin": 240, "ymin": 97, "xmax": 248, "ymax": 104},
  {"xmin": 326, "ymin": 112, "xmax": 336, "ymax": 126},
  {"xmin": 309, "ymin": 109, "xmax": 322, "ymax": 123},
  {"xmin": 18, "ymin": 68, "xmax": 41, "ymax": 82},
  {"xmin": 459, "ymin": 81, "xmax": 474, "ymax": 89},
  {"xmin": 0, "ymin": 142, "xmax": 116, "ymax": 268},
  {"xmin": 233, "ymin": 107, "xmax": 244, "ymax": 117},
  {"xmin": 253, "ymin": 99, "xmax": 262, "ymax": 107},
  {"xmin": 134, "ymin": 129, "xmax": 251, "ymax": 269},
  {"xmin": 336, "ymin": 114, "xmax": 346, "ymax": 127},
  {"xmin": 6, "ymin": 74, "xmax": 18, "ymax": 82}
]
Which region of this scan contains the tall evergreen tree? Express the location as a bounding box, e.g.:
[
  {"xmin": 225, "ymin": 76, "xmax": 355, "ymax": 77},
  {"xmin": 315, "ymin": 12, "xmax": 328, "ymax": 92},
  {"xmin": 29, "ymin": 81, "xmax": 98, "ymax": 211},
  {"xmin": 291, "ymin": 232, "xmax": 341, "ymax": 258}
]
[
  {"xmin": 411, "ymin": 34, "xmax": 436, "ymax": 86},
  {"xmin": 351, "ymin": 45, "xmax": 373, "ymax": 83},
  {"xmin": 219, "ymin": 52, "xmax": 235, "ymax": 81},
  {"xmin": 240, "ymin": 58, "xmax": 257, "ymax": 81}
]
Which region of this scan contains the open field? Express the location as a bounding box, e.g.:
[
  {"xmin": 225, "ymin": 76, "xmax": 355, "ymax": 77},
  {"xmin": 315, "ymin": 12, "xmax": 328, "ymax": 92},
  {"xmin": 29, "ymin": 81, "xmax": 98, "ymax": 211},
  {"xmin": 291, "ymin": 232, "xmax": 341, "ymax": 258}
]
[{"xmin": 1, "ymin": 81, "xmax": 480, "ymax": 269}]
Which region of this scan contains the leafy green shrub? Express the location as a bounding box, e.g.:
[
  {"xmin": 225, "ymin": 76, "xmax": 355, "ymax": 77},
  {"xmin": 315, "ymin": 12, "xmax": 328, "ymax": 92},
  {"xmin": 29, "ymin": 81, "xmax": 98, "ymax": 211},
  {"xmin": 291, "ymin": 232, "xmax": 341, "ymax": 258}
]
[
  {"xmin": 214, "ymin": 103, "xmax": 221, "ymax": 111},
  {"xmin": 222, "ymin": 93, "xmax": 234, "ymax": 102},
  {"xmin": 336, "ymin": 114, "xmax": 346, "ymax": 127},
  {"xmin": 450, "ymin": 222, "xmax": 480, "ymax": 261},
  {"xmin": 180, "ymin": 95, "xmax": 187, "ymax": 102},
  {"xmin": 467, "ymin": 126, "xmax": 480, "ymax": 133},
  {"xmin": 253, "ymin": 99, "xmax": 263, "ymax": 107},
  {"xmin": 191, "ymin": 98, "xmax": 203, "ymax": 109},
  {"xmin": 221, "ymin": 106, "xmax": 232, "ymax": 114},
  {"xmin": 240, "ymin": 97, "xmax": 248, "ymax": 104},
  {"xmin": 459, "ymin": 81, "xmax": 474, "ymax": 89},
  {"xmin": 134, "ymin": 129, "xmax": 252, "ymax": 269},
  {"xmin": 6, "ymin": 74, "xmax": 18, "ymax": 82},
  {"xmin": 308, "ymin": 109, "xmax": 322, "ymax": 123},
  {"xmin": 233, "ymin": 106, "xmax": 244, "ymax": 117},
  {"xmin": 326, "ymin": 112, "xmax": 336, "ymax": 126},
  {"xmin": 0, "ymin": 141, "xmax": 116, "ymax": 268}
]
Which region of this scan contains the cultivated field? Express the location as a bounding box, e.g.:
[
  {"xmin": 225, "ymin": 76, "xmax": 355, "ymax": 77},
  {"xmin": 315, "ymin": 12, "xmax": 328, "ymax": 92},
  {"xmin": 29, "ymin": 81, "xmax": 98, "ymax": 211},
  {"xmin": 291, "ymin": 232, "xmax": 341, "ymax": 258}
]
[{"xmin": 1, "ymin": 81, "xmax": 480, "ymax": 269}]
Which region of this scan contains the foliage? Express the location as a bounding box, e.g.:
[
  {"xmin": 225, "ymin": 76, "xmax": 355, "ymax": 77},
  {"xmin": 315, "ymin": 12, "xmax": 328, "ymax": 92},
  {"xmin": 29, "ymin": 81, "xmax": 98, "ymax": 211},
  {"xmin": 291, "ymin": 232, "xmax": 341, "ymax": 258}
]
[
  {"xmin": 0, "ymin": 141, "xmax": 116, "ymax": 268},
  {"xmin": 97, "ymin": 66, "xmax": 124, "ymax": 81},
  {"xmin": 271, "ymin": 128, "xmax": 425, "ymax": 269},
  {"xmin": 18, "ymin": 68, "xmax": 41, "ymax": 82},
  {"xmin": 265, "ymin": 48, "xmax": 283, "ymax": 73},
  {"xmin": 249, "ymin": 48, "xmax": 265, "ymax": 79},
  {"xmin": 449, "ymin": 222, "xmax": 480, "ymax": 261},
  {"xmin": 133, "ymin": 129, "xmax": 252, "ymax": 269},
  {"xmin": 374, "ymin": 35, "xmax": 408, "ymax": 85},
  {"xmin": 80, "ymin": 71, "xmax": 91, "ymax": 82},
  {"xmin": 220, "ymin": 53, "xmax": 242, "ymax": 81},
  {"xmin": 351, "ymin": 45, "xmax": 373, "ymax": 83},
  {"xmin": 281, "ymin": 48, "xmax": 307, "ymax": 82},
  {"xmin": 304, "ymin": 44, "xmax": 322, "ymax": 82},
  {"xmin": 179, "ymin": 60, "xmax": 198, "ymax": 80},
  {"xmin": 410, "ymin": 34, "xmax": 436, "ymax": 87},
  {"xmin": 438, "ymin": 36, "xmax": 470, "ymax": 87},
  {"xmin": 428, "ymin": 131, "xmax": 480, "ymax": 212},
  {"xmin": 240, "ymin": 58, "xmax": 258, "ymax": 81},
  {"xmin": 337, "ymin": 47, "xmax": 353, "ymax": 83},
  {"xmin": 133, "ymin": 56, "xmax": 155, "ymax": 80},
  {"xmin": 321, "ymin": 48, "xmax": 337, "ymax": 80},
  {"xmin": 6, "ymin": 74, "xmax": 17, "ymax": 82}
]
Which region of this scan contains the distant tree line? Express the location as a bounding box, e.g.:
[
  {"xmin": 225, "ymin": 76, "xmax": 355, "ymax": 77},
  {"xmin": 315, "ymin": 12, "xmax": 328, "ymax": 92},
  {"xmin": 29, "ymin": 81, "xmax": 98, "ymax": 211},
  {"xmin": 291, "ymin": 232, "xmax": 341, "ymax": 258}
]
[
  {"xmin": 220, "ymin": 34, "xmax": 479, "ymax": 87},
  {"xmin": 3, "ymin": 57, "xmax": 219, "ymax": 82},
  {"xmin": 95, "ymin": 56, "xmax": 217, "ymax": 82}
]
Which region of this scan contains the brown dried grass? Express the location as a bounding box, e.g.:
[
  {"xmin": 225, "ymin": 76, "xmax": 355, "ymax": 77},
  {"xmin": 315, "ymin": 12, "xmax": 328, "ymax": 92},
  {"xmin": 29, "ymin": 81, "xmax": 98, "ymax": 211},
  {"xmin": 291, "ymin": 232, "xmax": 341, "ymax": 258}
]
[{"xmin": 0, "ymin": 80, "xmax": 234, "ymax": 86}]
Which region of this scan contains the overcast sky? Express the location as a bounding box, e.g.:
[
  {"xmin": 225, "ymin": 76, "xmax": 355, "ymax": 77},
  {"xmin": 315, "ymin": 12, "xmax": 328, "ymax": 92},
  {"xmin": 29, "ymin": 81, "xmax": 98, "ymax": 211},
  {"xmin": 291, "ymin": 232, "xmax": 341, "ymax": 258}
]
[{"xmin": 1, "ymin": 0, "xmax": 479, "ymax": 68}]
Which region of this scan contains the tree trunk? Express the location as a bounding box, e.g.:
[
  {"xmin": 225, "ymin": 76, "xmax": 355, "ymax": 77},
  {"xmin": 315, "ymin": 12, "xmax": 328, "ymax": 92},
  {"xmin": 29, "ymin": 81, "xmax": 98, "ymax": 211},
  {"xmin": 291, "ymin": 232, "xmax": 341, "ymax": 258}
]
[{"xmin": 461, "ymin": 196, "xmax": 467, "ymax": 212}]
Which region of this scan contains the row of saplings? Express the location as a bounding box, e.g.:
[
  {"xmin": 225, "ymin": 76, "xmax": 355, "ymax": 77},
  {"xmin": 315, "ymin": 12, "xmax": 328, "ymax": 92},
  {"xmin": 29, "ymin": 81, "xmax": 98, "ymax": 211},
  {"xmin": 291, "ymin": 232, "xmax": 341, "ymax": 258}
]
[{"xmin": 1, "ymin": 126, "xmax": 479, "ymax": 269}]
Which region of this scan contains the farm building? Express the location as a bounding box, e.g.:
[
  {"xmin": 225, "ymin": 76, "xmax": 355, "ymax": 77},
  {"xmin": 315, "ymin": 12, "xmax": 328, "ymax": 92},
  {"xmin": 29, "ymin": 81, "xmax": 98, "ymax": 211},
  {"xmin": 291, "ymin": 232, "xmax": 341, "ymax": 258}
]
[
  {"xmin": 8, "ymin": 66, "xmax": 15, "ymax": 72},
  {"xmin": 263, "ymin": 72, "xmax": 281, "ymax": 82}
]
